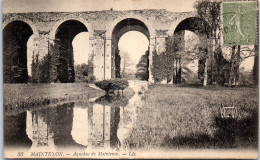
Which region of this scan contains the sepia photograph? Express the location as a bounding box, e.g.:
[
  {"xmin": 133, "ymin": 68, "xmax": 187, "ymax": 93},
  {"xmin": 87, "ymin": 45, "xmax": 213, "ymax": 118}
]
[{"xmin": 2, "ymin": 0, "xmax": 259, "ymax": 158}]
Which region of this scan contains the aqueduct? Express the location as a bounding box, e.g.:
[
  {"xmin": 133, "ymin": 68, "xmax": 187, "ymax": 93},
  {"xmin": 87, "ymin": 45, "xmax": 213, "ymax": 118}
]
[{"xmin": 3, "ymin": 9, "xmax": 206, "ymax": 83}]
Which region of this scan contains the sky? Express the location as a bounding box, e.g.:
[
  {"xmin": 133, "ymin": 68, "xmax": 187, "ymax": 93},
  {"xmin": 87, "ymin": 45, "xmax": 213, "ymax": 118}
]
[
  {"xmin": 72, "ymin": 32, "xmax": 89, "ymax": 65},
  {"xmin": 3, "ymin": 0, "xmax": 196, "ymax": 13},
  {"xmin": 118, "ymin": 31, "xmax": 149, "ymax": 72}
]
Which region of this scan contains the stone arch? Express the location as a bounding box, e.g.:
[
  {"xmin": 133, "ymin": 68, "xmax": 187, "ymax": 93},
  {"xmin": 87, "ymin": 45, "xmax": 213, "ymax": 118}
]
[
  {"xmin": 3, "ymin": 20, "xmax": 35, "ymax": 83},
  {"xmin": 169, "ymin": 16, "xmax": 211, "ymax": 84},
  {"xmin": 3, "ymin": 18, "xmax": 39, "ymax": 39},
  {"xmin": 173, "ymin": 17, "xmax": 210, "ymax": 36},
  {"xmin": 52, "ymin": 19, "xmax": 90, "ymax": 83},
  {"xmin": 167, "ymin": 13, "xmax": 203, "ymax": 36},
  {"xmin": 49, "ymin": 17, "xmax": 93, "ymax": 40},
  {"xmin": 110, "ymin": 17, "xmax": 151, "ymax": 79},
  {"xmin": 107, "ymin": 14, "xmax": 155, "ymax": 39}
]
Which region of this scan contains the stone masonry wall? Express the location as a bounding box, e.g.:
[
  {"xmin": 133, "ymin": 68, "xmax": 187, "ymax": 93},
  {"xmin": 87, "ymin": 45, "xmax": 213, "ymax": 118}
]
[{"xmin": 3, "ymin": 10, "xmax": 197, "ymax": 81}]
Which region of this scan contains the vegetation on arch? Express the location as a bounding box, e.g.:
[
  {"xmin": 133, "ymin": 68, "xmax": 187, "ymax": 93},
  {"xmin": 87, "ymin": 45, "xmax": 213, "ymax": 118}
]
[
  {"xmin": 151, "ymin": 35, "xmax": 189, "ymax": 84},
  {"xmin": 149, "ymin": 1, "xmax": 258, "ymax": 86},
  {"xmin": 30, "ymin": 39, "xmax": 96, "ymax": 83},
  {"xmin": 94, "ymin": 79, "xmax": 129, "ymax": 93},
  {"xmin": 135, "ymin": 51, "xmax": 149, "ymax": 81}
]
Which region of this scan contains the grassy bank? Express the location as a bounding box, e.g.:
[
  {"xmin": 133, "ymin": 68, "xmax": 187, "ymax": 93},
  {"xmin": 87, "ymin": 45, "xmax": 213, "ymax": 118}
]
[
  {"xmin": 3, "ymin": 83, "xmax": 104, "ymax": 113},
  {"xmin": 125, "ymin": 84, "xmax": 258, "ymax": 150}
]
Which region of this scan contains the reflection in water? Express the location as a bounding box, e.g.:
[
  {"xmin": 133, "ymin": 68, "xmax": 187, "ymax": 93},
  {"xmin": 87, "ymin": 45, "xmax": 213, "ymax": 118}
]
[
  {"xmin": 71, "ymin": 103, "xmax": 89, "ymax": 146},
  {"xmin": 4, "ymin": 112, "xmax": 32, "ymax": 149},
  {"xmin": 26, "ymin": 111, "xmax": 55, "ymax": 151},
  {"xmin": 117, "ymin": 94, "xmax": 144, "ymax": 150},
  {"xmin": 4, "ymin": 90, "xmax": 143, "ymax": 152},
  {"xmin": 71, "ymin": 97, "xmax": 122, "ymax": 149}
]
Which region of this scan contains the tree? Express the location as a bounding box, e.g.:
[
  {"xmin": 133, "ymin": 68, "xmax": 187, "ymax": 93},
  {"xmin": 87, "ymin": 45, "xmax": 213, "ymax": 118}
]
[
  {"xmin": 253, "ymin": 45, "xmax": 258, "ymax": 85},
  {"xmin": 31, "ymin": 53, "xmax": 38, "ymax": 83},
  {"xmin": 180, "ymin": 32, "xmax": 212, "ymax": 85},
  {"xmin": 115, "ymin": 48, "xmax": 121, "ymax": 78},
  {"xmin": 74, "ymin": 63, "xmax": 93, "ymax": 82},
  {"xmin": 151, "ymin": 36, "xmax": 176, "ymax": 84},
  {"xmin": 195, "ymin": 1, "xmax": 221, "ymax": 86},
  {"xmin": 55, "ymin": 39, "xmax": 75, "ymax": 83},
  {"xmin": 49, "ymin": 40, "xmax": 61, "ymax": 83},
  {"xmin": 136, "ymin": 51, "xmax": 149, "ymax": 81},
  {"xmin": 151, "ymin": 49, "xmax": 164, "ymax": 83},
  {"xmin": 120, "ymin": 51, "xmax": 133, "ymax": 79},
  {"xmin": 221, "ymin": 45, "xmax": 256, "ymax": 86},
  {"xmin": 3, "ymin": 38, "xmax": 19, "ymax": 83},
  {"xmin": 3, "ymin": 36, "xmax": 29, "ymax": 83},
  {"xmin": 173, "ymin": 32, "xmax": 184, "ymax": 84}
]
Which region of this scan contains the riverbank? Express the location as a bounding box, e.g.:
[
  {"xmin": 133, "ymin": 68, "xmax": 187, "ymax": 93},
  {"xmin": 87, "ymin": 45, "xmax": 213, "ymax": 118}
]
[
  {"xmin": 3, "ymin": 83, "xmax": 104, "ymax": 113},
  {"xmin": 125, "ymin": 84, "xmax": 258, "ymax": 150}
]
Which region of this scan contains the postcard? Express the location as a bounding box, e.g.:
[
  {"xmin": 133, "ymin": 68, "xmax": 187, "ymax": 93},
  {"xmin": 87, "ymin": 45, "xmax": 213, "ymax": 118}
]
[{"xmin": 2, "ymin": 0, "xmax": 258, "ymax": 159}]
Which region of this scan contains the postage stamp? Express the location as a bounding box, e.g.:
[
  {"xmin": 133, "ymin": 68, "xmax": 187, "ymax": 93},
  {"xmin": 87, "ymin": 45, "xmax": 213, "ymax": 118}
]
[{"xmin": 222, "ymin": 2, "xmax": 257, "ymax": 45}]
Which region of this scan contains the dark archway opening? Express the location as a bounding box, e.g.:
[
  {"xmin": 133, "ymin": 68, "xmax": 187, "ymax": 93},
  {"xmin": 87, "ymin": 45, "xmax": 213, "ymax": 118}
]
[
  {"xmin": 3, "ymin": 21, "xmax": 33, "ymax": 83},
  {"xmin": 55, "ymin": 20, "xmax": 88, "ymax": 83},
  {"xmin": 111, "ymin": 18, "xmax": 150, "ymax": 80},
  {"xmin": 173, "ymin": 17, "xmax": 210, "ymax": 84}
]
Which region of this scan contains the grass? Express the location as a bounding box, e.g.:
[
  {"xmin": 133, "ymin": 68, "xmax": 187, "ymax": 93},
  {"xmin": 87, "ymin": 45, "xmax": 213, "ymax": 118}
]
[
  {"xmin": 124, "ymin": 84, "xmax": 258, "ymax": 150},
  {"xmin": 3, "ymin": 83, "xmax": 104, "ymax": 114}
]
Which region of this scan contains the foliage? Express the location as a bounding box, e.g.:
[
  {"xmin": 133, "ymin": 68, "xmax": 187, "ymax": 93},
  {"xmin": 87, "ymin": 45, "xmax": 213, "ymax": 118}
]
[
  {"xmin": 212, "ymin": 46, "xmax": 231, "ymax": 85},
  {"xmin": 31, "ymin": 39, "xmax": 84, "ymax": 83},
  {"xmin": 3, "ymin": 36, "xmax": 28, "ymax": 83},
  {"xmin": 151, "ymin": 49, "xmax": 164, "ymax": 83},
  {"xmin": 136, "ymin": 51, "xmax": 149, "ymax": 81},
  {"xmin": 86, "ymin": 74, "xmax": 96, "ymax": 83},
  {"xmin": 94, "ymin": 79, "xmax": 129, "ymax": 93},
  {"xmin": 252, "ymin": 45, "xmax": 258, "ymax": 85},
  {"xmin": 57, "ymin": 39, "xmax": 75, "ymax": 83},
  {"xmin": 120, "ymin": 51, "xmax": 133, "ymax": 79},
  {"xmin": 31, "ymin": 53, "xmax": 50, "ymax": 83},
  {"xmin": 49, "ymin": 40, "xmax": 60, "ymax": 83},
  {"xmin": 194, "ymin": 0, "xmax": 221, "ymax": 86},
  {"xmin": 151, "ymin": 36, "xmax": 181, "ymax": 84},
  {"xmin": 194, "ymin": 1, "xmax": 221, "ymax": 37},
  {"xmin": 115, "ymin": 48, "xmax": 121, "ymax": 78},
  {"xmin": 38, "ymin": 53, "xmax": 52, "ymax": 83},
  {"xmin": 75, "ymin": 63, "xmax": 94, "ymax": 83},
  {"xmin": 31, "ymin": 40, "xmax": 59, "ymax": 83},
  {"xmin": 239, "ymin": 67, "xmax": 254, "ymax": 85}
]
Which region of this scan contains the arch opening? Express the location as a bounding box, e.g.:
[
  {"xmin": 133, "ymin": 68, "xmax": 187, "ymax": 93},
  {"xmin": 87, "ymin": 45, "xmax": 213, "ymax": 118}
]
[
  {"xmin": 54, "ymin": 20, "xmax": 88, "ymax": 83},
  {"xmin": 118, "ymin": 31, "xmax": 149, "ymax": 80},
  {"xmin": 3, "ymin": 20, "xmax": 33, "ymax": 83},
  {"xmin": 111, "ymin": 18, "xmax": 150, "ymax": 80},
  {"xmin": 172, "ymin": 17, "xmax": 210, "ymax": 84}
]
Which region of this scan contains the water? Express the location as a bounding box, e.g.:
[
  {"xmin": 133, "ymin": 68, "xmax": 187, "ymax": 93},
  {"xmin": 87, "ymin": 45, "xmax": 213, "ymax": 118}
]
[{"xmin": 4, "ymin": 81, "xmax": 147, "ymax": 152}]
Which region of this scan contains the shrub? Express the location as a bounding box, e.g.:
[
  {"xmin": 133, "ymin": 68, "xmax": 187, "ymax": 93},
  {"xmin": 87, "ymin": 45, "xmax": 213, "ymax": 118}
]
[
  {"xmin": 239, "ymin": 71, "xmax": 254, "ymax": 85},
  {"xmin": 94, "ymin": 79, "xmax": 129, "ymax": 93},
  {"xmin": 86, "ymin": 74, "xmax": 96, "ymax": 83}
]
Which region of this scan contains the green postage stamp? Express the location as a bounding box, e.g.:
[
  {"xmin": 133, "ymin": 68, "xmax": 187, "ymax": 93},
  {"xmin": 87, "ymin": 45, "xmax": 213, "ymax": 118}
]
[{"xmin": 222, "ymin": 2, "xmax": 257, "ymax": 45}]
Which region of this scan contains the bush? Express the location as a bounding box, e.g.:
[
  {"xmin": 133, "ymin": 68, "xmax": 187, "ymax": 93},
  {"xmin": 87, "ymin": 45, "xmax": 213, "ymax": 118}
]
[
  {"xmin": 86, "ymin": 74, "xmax": 96, "ymax": 83},
  {"xmin": 94, "ymin": 79, "xmax": 129, "ymax": 93},
  {"xmin": 239, "ymin": 71, "xmax": 254, "ymax": 85}
]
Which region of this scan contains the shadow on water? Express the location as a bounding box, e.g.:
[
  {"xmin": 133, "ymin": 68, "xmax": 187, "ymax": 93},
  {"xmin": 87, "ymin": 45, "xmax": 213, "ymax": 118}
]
[
  {"xmin": 4, "ymin": 92, "xmax": 137, "ymax": 151},
  {"xmin": 4, "ymin": 112, "xmax": 32, "ymax": 149},
  {"xmin": 94, "ymin": 94, "xmax": 130, "ymax": 107},
  {"xmin": 161, "ymin": 111, "xmax": 258, "ymax": 149}
]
